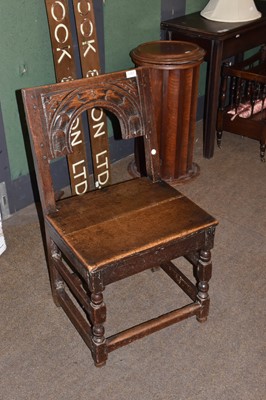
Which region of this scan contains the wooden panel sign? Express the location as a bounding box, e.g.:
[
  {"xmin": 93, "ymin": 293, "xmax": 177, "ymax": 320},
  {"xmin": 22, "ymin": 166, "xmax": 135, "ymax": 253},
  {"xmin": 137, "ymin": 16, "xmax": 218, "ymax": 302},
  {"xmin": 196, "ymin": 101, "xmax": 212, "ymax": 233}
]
[
  {"xmin": 45, "ymin": 0, "xmax": 90, "ymax": 195},
  {"xmin": 73, "ymin": 0, "xmax": 110, "ymax": 188},
  {"xmin": 45, "ymin": 0, "xmax": 110, "ymax": 192}
]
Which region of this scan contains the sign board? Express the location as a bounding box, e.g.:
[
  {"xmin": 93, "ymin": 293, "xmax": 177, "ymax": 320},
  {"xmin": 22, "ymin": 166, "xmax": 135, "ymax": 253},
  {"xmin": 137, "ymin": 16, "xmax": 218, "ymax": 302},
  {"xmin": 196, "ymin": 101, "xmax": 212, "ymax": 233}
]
[
  {"xmin": 73, "ymin": 0, "xmax": 110, "ymax": 188},
  {"xmin": 45, "ymin": 0, "xmax": 110, "ymax": 192}
]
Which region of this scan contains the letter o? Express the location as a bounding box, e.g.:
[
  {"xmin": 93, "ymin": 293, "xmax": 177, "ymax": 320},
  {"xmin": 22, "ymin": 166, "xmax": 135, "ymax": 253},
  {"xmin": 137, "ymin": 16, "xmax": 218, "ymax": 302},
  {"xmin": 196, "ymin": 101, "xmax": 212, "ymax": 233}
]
[
  {"xmin": 77, "ymin": 0, "xmax": 91, "ymax": 16},
  {"xmin": 91, "ymin": 108, "xmax": 103, "ymax": 122},
  {"xmin": 51, "ymin": 1, "xmax": 66, "ymax": 22},
  {"xmin": 71, "ymin": 117, "xmax": 80, "ymax": 131},
  {"xmin": 80, "ymin": 19, "xmax": 93, "ymax": 38}
]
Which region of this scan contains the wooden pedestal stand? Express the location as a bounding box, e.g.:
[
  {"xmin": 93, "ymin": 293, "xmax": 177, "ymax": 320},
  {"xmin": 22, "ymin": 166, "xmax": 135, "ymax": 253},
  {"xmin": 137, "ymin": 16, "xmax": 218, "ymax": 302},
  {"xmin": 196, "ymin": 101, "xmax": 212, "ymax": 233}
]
[{"xmin": 130, "ymin": 41, "xmax": 205, "ymax": 183}]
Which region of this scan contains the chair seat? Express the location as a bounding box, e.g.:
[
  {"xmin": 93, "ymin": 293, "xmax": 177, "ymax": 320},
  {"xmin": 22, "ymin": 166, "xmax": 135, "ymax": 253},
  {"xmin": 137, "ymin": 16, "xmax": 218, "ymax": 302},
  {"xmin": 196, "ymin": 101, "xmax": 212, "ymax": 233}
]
[{"xmin": 46, "ymin": 177, "xmax": 216, "ymax": 272}]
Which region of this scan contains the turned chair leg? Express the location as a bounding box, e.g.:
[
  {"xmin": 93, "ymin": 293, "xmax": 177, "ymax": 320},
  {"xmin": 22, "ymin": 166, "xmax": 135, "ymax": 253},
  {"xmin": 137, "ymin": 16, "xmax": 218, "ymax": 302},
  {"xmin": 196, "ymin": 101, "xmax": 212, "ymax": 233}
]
[
  {"xmin": 217, "ymin": 131, "xmax": 223, "ymax": 148},
  {"xmin": 90, "ymin": 292, "xmax": 108, "ymax": 367},
  {"xmin": 196, "ymin": 250, "xmax": 212, "ymax": 323},
  {"xmin": 260, "ymin": 142, "xmax": 265, "ymax": 162},
  {"xmin": 47, "ymin": 238, "xmax": 64, "ymax": 307}
]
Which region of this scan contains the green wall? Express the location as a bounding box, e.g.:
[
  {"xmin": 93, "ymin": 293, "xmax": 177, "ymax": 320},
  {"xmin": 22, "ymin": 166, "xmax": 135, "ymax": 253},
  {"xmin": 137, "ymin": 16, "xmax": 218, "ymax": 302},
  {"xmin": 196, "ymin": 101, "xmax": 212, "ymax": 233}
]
[
  {"xmin": 186, "ymin": 0, "xmax": 209, "ymax": 97},
  {"xmin": 186, "ymin": 0, "xmax": 208, "ymax": 14},
  {"xmin": 104, "ymin": 0, "xmax": 161, "ymax": 72},
  {"xmin": 0, "ymin": 0, "xmax": 161, "ymax": 182},
  {"xmin": 0, "ymin": 0, "xmax": 55, "ymax": 180}
]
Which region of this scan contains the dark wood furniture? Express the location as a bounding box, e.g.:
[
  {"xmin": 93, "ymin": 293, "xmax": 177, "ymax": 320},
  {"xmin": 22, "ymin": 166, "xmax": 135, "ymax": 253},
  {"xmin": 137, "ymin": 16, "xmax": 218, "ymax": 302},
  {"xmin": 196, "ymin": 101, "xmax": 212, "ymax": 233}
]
[
  {"xmin": 22, "ymin": 67, "xmax": 218, "ymax": 366},
  {"xmin": 217, "ymin": 46, "xmax": 266, "ymax": 161},
  {"xmin": 161, "ymin": 1, "xmax": 266, "ymax": 159},
  {"xmin": 130, "ymin": 41, "xmax": 205, "ymax": 183}
]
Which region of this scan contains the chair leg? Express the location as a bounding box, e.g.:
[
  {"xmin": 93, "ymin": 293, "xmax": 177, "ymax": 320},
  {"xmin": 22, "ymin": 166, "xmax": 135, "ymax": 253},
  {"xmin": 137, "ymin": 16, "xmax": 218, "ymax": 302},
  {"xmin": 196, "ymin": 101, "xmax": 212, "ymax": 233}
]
[
  {"xmin": 90, "ymin": 292, "xmax": 108, "ymax": 367},
  {"xmin": 260, "ymin": 142, "xmax": 265, "ymax": 162},
  {"xmin": 196, "ymin": 250, "xmax": 212, "ymax": 323},
  {"xmin": 46, "ymin": 236, "xmax": 64, "ymax": 307},
  {"xmin": 217, "ymin": 131, "xmax": 223, "ymax": 148}
]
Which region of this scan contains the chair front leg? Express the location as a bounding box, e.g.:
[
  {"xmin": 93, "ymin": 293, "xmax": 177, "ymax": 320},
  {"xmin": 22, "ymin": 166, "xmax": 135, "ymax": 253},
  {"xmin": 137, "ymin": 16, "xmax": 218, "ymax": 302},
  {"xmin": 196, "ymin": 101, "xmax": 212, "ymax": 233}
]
[
  {"xmin": 46, "ymin": 236, "xmax": 64, "ymax": 307},
  {"xmin": 260, "ymin": 142, "xmax": 265, "ymax": 162},
  {"xmin": 217, "ymin": 130, "xmax": 223, "ymax": 148},
  {"xmin": 196, "ymin": 249, "xmax": 212, "ymax": 323},
  {"xmin": 90, "ymin": 292, "xmax": 108, "ymax": 367}
]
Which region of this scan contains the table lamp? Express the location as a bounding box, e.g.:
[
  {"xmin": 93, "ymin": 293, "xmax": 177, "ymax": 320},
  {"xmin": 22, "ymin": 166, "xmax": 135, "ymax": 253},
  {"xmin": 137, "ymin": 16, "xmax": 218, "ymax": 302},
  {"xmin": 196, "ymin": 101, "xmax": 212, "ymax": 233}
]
[{"xmin": 200, "ymin": 0, "xmax": 261, "ymax": 22}]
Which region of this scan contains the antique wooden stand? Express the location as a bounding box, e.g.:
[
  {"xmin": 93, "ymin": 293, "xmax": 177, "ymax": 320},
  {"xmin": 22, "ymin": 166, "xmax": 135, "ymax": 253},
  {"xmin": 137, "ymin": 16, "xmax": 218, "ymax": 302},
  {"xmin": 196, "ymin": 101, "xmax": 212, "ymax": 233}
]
[{"xmin": 130, "ymin": 41, "xmax": 205, "ymax": 183}]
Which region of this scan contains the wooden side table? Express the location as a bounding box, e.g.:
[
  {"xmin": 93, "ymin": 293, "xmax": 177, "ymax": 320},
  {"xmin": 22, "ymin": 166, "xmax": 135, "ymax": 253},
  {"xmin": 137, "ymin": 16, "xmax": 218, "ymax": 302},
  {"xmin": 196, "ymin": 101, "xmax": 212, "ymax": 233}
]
[
  {"xmin": 161, "ymin": 1, "xmax": 266, "ymax": 159},
  {"xmin": 130, "ymin": 41, "xmax": 205, "ymax": 183}
]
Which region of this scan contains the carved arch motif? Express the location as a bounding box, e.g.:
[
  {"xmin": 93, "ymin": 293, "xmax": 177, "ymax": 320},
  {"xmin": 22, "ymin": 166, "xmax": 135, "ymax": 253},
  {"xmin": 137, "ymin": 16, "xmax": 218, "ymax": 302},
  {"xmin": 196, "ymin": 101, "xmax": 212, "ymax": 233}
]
[{"xmin": 42, "ymin": 79, "xmax": 144, "ymax": 158}]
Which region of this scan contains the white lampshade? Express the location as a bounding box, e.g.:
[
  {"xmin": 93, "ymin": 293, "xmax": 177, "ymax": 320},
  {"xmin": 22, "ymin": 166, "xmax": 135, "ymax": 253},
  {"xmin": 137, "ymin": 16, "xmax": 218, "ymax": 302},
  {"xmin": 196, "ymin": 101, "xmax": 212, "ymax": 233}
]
[{"xmin": 201, "ymin": 0, "xmax": 261, "ymax": 22}]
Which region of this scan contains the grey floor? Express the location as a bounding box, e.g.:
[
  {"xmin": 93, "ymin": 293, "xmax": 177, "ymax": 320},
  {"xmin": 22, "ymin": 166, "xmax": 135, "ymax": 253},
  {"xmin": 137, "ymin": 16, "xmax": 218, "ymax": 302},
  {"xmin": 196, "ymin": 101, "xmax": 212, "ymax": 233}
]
[{"xmin": 1, "ymin": 123, "xmax": 265, "ymax": 400}]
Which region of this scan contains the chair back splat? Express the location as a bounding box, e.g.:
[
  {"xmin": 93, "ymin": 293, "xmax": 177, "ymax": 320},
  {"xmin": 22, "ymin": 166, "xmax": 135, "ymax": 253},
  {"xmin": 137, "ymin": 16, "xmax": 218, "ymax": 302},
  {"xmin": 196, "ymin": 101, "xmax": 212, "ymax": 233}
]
[{"xmin": 22, "ymin": 67, "xmax": 218, "ymax": 367}]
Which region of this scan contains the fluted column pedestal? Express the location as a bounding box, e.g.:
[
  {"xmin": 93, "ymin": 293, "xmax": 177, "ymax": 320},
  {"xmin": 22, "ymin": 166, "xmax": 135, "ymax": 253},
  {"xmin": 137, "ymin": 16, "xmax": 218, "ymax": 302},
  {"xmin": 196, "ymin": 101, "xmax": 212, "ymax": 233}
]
[{"xmin": 130, "ymin": 40, "xmax": 205, "ymax": 183}]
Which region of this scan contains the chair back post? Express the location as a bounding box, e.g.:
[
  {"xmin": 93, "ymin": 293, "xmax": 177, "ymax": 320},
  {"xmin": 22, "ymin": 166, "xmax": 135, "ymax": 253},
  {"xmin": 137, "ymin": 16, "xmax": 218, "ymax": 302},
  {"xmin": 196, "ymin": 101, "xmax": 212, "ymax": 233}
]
[{"xmin": 22, "ymin": 88, "xmax": 56, "ymax": 215}]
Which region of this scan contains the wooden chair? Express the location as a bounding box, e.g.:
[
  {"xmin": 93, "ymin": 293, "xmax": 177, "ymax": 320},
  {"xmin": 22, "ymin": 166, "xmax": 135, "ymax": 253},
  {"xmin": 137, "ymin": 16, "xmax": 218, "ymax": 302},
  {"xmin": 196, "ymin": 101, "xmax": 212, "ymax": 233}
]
[
  {"xmin": 217, "ymin": 46, "xmax": 266, "ymax": 161},
  {"xmin": 22, "ymin": 67, "xmax": 218, "ymax": 366}
]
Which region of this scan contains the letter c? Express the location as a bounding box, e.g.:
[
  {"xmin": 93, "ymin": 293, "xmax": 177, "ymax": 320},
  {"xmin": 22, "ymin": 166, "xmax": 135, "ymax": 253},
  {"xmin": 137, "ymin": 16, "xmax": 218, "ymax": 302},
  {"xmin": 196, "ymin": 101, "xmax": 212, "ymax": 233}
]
[{"xmin": 55, "ymin": 24, "xmax": 69, "ymax": 44}]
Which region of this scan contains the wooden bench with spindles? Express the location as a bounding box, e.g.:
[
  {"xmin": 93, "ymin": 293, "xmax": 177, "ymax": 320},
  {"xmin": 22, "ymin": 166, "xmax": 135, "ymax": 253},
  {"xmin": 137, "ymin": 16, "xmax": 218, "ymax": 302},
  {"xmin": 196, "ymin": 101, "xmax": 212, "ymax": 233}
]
[{"xmin": 217, "ymin": 45, "xmax": 266, "ymax": 161}]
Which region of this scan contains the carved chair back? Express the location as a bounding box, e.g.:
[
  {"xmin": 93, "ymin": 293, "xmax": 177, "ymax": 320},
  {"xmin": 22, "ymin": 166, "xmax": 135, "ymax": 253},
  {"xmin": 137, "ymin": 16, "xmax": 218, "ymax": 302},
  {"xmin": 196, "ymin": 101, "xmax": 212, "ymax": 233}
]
[{"xmin": 22, "ymin": 67, "xmax": 160, "ymax": 214}]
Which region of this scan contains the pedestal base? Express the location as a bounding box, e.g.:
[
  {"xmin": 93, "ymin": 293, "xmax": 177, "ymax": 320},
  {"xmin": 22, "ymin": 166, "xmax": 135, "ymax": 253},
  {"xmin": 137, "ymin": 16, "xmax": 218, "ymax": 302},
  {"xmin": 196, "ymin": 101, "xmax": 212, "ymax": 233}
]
[
  {"xmin": 130, "ymin": 41, "xmax": 205, "ymax": 186},
  {"xmin": 127, "ymin": 159, "xmax": 140, "ymax": 178},
  {"xmin": 164, "ymin": 162, "xmax": 200, "ymax": 185},
  {"xmin": 128, "ymin": 160, "xmax": 200, "ymax": 184}
]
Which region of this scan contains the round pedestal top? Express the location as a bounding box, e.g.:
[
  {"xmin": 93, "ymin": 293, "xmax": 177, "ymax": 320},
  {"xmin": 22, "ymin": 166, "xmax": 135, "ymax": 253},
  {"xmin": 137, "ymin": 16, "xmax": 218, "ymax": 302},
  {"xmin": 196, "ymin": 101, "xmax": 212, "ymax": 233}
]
[{"xmin": 130, "ymin": 40, "xmax": 205, "ymax": 65}]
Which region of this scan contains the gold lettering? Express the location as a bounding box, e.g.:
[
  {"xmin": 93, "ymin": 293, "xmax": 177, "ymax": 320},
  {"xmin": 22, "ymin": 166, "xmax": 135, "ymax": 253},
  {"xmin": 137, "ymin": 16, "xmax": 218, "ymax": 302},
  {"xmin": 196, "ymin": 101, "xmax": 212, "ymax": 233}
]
[
  {"xmin": 71, "ymin": 130, "xmax": 82, "ymax": 146},
  {"xmin": 82, "ymin": 39, "xmax": 96, "ymax": 57},
  {"xmin": 77, "ymin": 0, "xmax": 91, "ymax": 16},
  {"xmin": 97, "ymin": 170, "xmax": 109, "ymax": 186},
  {"xmin": 80, "ymin": 19, "xmax": 94, "ymax": 37},
  {"xmin": 93, "ymin": 122, "xmax": 105, "ymax": 138},
  {"xmin": 72, "ymin": 159, "xmax": 87, "ymax": 179},
  {"xmin": 72, "ymin": 160, "xmax": 88, "ymax": 195},
  {"xmin": 55, "ymin": 23, "xmax": 69, "ymax": 43},
  {"xmin": 86, "ymin": 69, "xmax": 99, "ymax": 77},
  {"xmin": 56, "ymin": 46, "xmax": 72, "ymax": 63},
  {"xmin": 51, "ymin": 1, "xmax": 66, "ymax": 22},
  {"xmin": 61, "ymin": 75, "xmax": 74, "ymax": 82},
  {"xmin": 75, "ymin": 180, "xmax": 88, "ymax": 195},
  {"xmin": 71, "ymin": 117, "xmax": 80, "ymax": 130},
  {"xmin": 91, "ymin": 108, "xmax": 103, "ymax": 122},
  {"xmin": 96, "ymin": 150, "xmax": 108, "ymax": 169}
]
